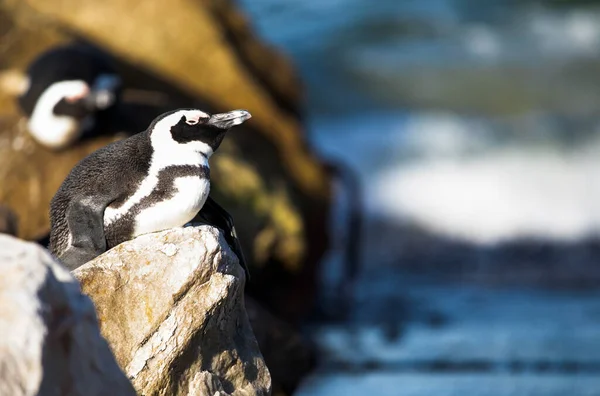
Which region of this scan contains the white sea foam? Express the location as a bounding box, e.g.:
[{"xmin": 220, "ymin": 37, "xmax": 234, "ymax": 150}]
[
  {"xmin": 313, "ymin": 111, "xmax": 600, "ymax": 244},
  {"xmin": 373, "ymin": 148, "xmax": 600, "ymax": 243}
]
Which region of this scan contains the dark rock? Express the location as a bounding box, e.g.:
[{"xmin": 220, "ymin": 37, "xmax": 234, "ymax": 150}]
[{"xmin": 246, "ymin": 296, "xmax": 316, "ymax": 396}]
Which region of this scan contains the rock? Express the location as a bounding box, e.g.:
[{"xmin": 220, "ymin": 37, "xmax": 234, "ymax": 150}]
[
  {"xmin": 73, "ymin": 226, "xmax": 272, "ymax": 396},
  {"xmin": 0, "ymin": 0, "xmax": 333, "ymax": 324},
  {"xmin": 0, "ymin": 204, "xmax": 18, "ymax": 235},
  {"xmin": 246, "ymin": 296, "xmax": 316, "ymax": 396},
  {"xmin": 0, "ymin": 234, "xmax": 135, "ymax": 396}
]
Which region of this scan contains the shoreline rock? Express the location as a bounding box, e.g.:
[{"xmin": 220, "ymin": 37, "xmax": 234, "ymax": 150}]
[
  {"xmin": 73, "ymin": 226, "xmax": 272, "ymax": 396},
  {"xmin": 0, "ymin": 234, "xmax": 135, "ymax": 396}
]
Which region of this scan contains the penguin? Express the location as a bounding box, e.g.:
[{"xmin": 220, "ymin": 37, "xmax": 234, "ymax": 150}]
[
  {"xmin": 19, "ymin": 45, "xmax": 250, "ymax": 277},
  {"xmin": 17, "ymin": 44, "xmax": 123, "ymax": 149},
  {"xmin": 49, "ymin": 108, "xmax": 252, "ymax": 274}
]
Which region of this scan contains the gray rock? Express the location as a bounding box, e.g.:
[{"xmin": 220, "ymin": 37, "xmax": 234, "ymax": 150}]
[
  {"xmin": 73, "ymin": 225, "xmax": 272, "ymax": 396},
  {"xmin": 0, "ymin": 234, "xmax": 135, "ymax": 396}
]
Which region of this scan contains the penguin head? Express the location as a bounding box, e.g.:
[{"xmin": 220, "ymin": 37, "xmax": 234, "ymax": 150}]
[
  {"xmin": 40, "ymin": 80, "xmax": 92, "ymax": 118},
  {"xmin": 149, "ymin": 108, "xmax": 252, "ymax": 157},
  {"xmin": 17, "ymin": 44, "xmax": 123, "ymax": 149},
  {"xmin": 21, "ymin": 78, "xmax": 122, "ymax": 149}
]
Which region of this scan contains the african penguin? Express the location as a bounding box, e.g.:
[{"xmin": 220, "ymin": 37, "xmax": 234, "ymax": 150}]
[
  {"xmin": 49, "ymin": 108, "xmax": 251, "ymax": 272},
  {"xmin": 17, "ymin": 44, "xmax": 122, "ymax": 149}
]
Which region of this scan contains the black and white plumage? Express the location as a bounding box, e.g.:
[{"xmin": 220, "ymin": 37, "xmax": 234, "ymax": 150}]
[
  {"xmin": 49, "ymin": 108, "xmax": 251, "ymax": 273},
  {"xmin": 17, "ymin": 44, "xmax": 122, "ymax": 149}
]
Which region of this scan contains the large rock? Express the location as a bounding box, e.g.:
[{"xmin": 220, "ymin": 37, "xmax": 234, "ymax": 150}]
[
  {"xmin": 0, "ymin": 0, "xmax": 333, "ymax": 324},
  {"xmin": 0, "ymin": 234, "xmax": 135, "ymax": 396},
  {"xmin": 73, "ymin": 226, "xmax": 272, "ymax": 396}
]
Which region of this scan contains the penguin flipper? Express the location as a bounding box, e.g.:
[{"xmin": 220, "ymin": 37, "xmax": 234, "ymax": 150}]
[
  {"xmin": 59, "ymin": 245, "xmax": 101, "ymax": 271},
  {"xmin": 196, "ymin": 196, "xmax": 250, "ymax": 281},
  {"xmin": 61, "ymin": 197, "xmax": 108, "ymax": 270}
]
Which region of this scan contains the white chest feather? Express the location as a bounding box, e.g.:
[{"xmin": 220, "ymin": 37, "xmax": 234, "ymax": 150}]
[
  {"xmin": 103, "ymin": 149, "xmax": 210, "ymax": 238},
  {"xmin": 132, "ymin": 176, "xmax": 209, "ymax": 237}
]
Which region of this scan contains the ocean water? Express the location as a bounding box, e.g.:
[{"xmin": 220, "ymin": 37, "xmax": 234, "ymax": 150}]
[
  {"xmin": 237, "ymin": 0, "xmax": 600, "ymax": 394},
  {"xmin": 240, "ymin": 0, "xmax": 600, "ymax": 244}
]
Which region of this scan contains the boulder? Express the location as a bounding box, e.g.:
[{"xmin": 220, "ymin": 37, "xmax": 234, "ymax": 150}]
[
  {"xmin": 0, "ymin": 234, "xmax": 135, "ymax": 396},
  {"xmin": 73, "ymin": 226, "xmax": 272, "ymax": 396},
  {"xmin": 0, "ymin": 0, "xmax": 333, "ymax": 324}
]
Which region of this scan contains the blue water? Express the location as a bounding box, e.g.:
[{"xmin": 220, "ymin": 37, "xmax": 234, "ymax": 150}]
[
  {"xmin": 237, "ymin": 0, "xmax": 600, "ymax": 394},
  {"xmin": 240, "ymin": 0, "xmax": 600, "ymax": 243}
]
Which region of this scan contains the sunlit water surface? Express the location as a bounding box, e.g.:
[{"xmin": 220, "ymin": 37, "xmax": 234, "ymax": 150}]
[{"xmin": 238, "ymin": 1, "xmax": 600, "ymax": 394}]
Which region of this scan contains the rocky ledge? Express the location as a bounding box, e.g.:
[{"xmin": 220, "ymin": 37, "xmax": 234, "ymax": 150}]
[
  {"xmin": 0, "ymin": 234, "xmax": 135, "ymax": 396},
  {"xmin": 73, "ymin": 225, "xmax": 271, "ymax": 396},
  {"xmin": 0, "ymin": 226, "xmax": 272, "ymax": 396}
]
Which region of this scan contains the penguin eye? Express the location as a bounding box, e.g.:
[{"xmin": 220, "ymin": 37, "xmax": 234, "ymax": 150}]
[{"xmin": 185, "ymin": 118, "xmax": 199, "ymax": 126}]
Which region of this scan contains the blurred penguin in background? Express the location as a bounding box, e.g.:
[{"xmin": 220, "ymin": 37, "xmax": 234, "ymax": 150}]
[{"xmin": 16, "ymin": 44, "xmax": 123, "ymax": 149}]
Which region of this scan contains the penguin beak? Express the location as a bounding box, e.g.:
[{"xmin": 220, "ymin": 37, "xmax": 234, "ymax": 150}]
[
  {"xmin": 83, "ymin": 89, "xmax": 116, "ymax": 110},
  {"xmin": 83, "ymin": 75, "xmax": 122, "ymax": 110},
  {"xmin": 208, "ymin": 110, "xmax": 252, "ymax": 130}
]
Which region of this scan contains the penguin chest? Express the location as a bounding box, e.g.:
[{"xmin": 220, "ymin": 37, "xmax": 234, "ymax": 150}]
[{"xmin": 132, "ymin": 176, "xmax": 210, "ymax": 237}]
